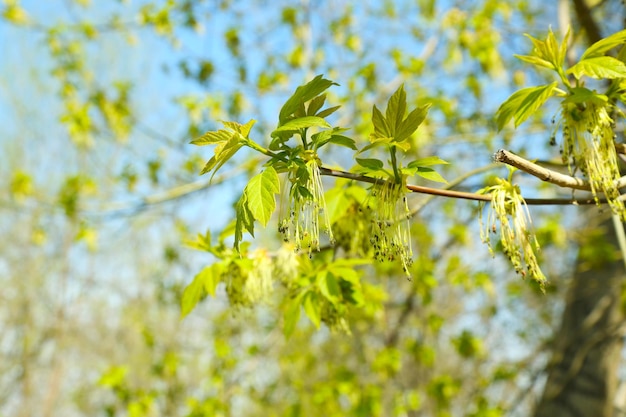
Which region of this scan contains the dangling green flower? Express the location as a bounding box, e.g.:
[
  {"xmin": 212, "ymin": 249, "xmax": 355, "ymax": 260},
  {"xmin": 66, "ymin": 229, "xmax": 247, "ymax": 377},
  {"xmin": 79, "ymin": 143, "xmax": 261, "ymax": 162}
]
[
  {"xmin": 480, "ymin": 178, "xmax": 546, "ymax": 288},
  {"xmin": 244, "ymin": 249, "xmax": 274, "ymax": 303},
  {"xmin": 279, "ymin": 151, "xmax": 334, "ymax": 256},
  {"xmin": 368, "ymin": 177, "xmax": 413, "ymax": 276},
  {"xmin": 560, "ymin": 100, "xmax": 625, "ymax": 218}
]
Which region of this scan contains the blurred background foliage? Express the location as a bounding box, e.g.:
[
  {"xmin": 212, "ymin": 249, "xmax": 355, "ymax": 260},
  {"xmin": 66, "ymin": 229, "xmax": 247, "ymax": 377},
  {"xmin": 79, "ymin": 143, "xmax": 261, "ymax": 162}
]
[{"xmin": 1, "ymin": 0, "xmax": 625, "ymax": 416}]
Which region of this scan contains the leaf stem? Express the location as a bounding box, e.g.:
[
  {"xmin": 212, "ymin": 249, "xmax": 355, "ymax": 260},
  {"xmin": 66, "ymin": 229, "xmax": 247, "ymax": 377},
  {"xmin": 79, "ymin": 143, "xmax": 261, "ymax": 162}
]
[{"xmin": 390, "ymin": 145, "xmax": 401, "ymax": 184}]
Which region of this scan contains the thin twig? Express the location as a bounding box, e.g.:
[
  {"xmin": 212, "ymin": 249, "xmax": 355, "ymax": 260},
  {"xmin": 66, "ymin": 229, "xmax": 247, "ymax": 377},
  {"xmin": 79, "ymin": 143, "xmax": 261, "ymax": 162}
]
[{"xmin": 320, "ymin": 166, "xmax": 609, "ymax": 206}]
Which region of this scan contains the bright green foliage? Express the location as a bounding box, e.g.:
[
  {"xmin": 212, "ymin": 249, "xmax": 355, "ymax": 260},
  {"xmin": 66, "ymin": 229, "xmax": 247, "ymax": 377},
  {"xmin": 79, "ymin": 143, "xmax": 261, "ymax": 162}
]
[
  {"xmin": 496, "ymin": 28, "xmax": 626, "ymax": 219},
  {"xmin": 245, "ymin": 167, "xmax": 280, "ymax": 227},
  {"xmin": 495, "ymin": 82, "xmax": 558, "ymax": 129},
  {"xmin": 4, "ymin": 2, "xmax": 626, "ymax": 416}
]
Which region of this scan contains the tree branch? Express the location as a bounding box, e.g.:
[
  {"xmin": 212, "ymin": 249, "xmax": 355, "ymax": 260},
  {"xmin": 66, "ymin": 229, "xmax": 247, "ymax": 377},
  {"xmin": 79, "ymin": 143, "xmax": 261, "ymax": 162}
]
[
  {"xmin": 493, "ymin": 149, "xmax": 626, "ymax": 191},
  {"xmin": 320, "ymin": 165, "xmax": 610, "ymax": 206}
]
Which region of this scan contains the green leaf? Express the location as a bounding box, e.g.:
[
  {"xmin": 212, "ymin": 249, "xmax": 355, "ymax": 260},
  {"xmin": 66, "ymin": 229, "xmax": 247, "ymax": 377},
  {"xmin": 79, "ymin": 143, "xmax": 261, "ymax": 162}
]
[
  {"xmin": 355, "ymin": 157, "xmax": 384, "ymax": 171},
  {"xmin": 200, "ymin": 156, "xmax": 217, "ymax": 175},
  {"xmin": 358, "ymin": 140, "xmax": 390, "ymax": 154},
  {"xmin": 328, "ymin": 135, "xmax": 357, "ymax": 150},
  {"xmin": 414, "ymin": 167, "xmax": 448, "ymax": 184},
  {"xmin": 386, "ymin": 84, "xmax": 407, "ymax": 133},
  {"xmin": 208, "ymin": 134, "xmax": 244, "ymax": 181},
  {"xmin": 317, "ymin": 271, "xmax": 341, "ymax": 304},
  {"xmin": 562, "ymin": 87, "xmax": 608, "ymax": 105},
  {"xmin": 408, "ymin": 156, "xmax": 449, "ymax": 167},
  {"xmin": 495, "ymin": 82, "xmax": 557, "ymax": 130},
  {"xmin": 283, "ymin": 295, "xmax": 302, "ymax": 338},
  {"xmin": 274, "ymin": 116, "xmax": 331, "ymax": 133},
  {"xmin": 302, "ymin": 291, "xmax": 321, "ymax": 328},
  {"xmin": 307, "ymin": 94, "xmax": 326, "ymax": 115},
  {"xmin": 181, "ymin": 265, "xmax": 222, "ymax": 318},
  {"xmin": 316, "ymin": 105, "xmax": 341, "ymax": 118},
  {"xmin": 234, "ymin": 192, "xmax": 255, "ymax": 252},
  {"xmin": 514, "ymin": 54, "xmax": 554, "ymax": 70},
  {"xmin": 279, "ymin": 75, "xmax": 338, "ymax": 123},
  {"xmin": 392, "ymin": 141, "xmax": 412, "ymax": 152},
  {"xmin": 372, "ymin": 105, "xmax": 390, "ymax": 138},
  {"xmin": 581, "ymin": 29, "xmax": 626, "ymax": 60},
  {"xmin": 524, "ymin": 29, "xmax": 561, "ymax": 69},
  {"xmin": 190, "ymin": 129, "xmax": 232, "ymax": 146},
  {"xmin": 245, "ymin": 167, "xmax": 280, "ymax": 227},
  {"xmin": 395, "ymin": 104, "xmax": 431, "ymax": 142},
  {"xmin": 327, "ymin": 266, "xmax": 360, "ymax": 285},
  {"xmin": 567, "ymin": 56, "xmax": 626, "ymax": 79}
]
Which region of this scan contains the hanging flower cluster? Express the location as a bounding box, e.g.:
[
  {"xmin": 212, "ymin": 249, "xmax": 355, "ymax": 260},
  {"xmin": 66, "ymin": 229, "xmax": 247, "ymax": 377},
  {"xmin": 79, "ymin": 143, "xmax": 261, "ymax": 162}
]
[
  {"xmin": 244, "ymin": 250, "xmax": 274, "ymax": 303},
  {"xmin": 368, "ymin": 178, "xmax": 413, "ymax": 276},
  {"xmin": 279, "ymin": 150, "xmax": 334, "ymax": 256},
  {"xmin": 480, "ymin": 178, "xmax": 546, "ymax": 287},
  {"xmin": 559, "ymin": 100, "xmax": 625, "ymax": 218}
]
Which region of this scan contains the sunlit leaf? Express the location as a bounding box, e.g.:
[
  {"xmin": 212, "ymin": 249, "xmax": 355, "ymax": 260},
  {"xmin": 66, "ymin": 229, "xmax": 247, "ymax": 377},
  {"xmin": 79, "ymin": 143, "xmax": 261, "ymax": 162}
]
[
  {"xmin": 395, "ymin": 104, "xmax": 430, "ymax": 142},
  {"xmin": 567, "ymin": 56, "xmax": 626, "ymax": 79},
  {"xmin": 190, "ymin": 129, "xmax": 231, "ymax": 146},
  {"xmin": 495, "ymin": 82, "xmax": 557, "ymax": 130},
  {"xmin": 386, "ymin": 84, "xmax": 407, "ymax": 133},
  {"xmin": 328, "ymin": 135, "xmax": 357, "ymax": 150},
  {"xmin": 234, "ymin": 192, "xmax": 255, "ymax": 252},
  {"xmin": 317, "ymin": 271, "xmax": 341, "ymax": 303},
  {"xmin": 279, "ymin": 75, "xmax": 338, "ymax": 123},
  {"xmin": 355, "ymin": 157, "xmax": 384, "ymax": 171},
  {"xmin": 316, "ymin": 105, "xmax": 341, "ymax": 118},
  {"xmin": 408, "ymin": 156, "xmax": 449, "ymax": 167},
  {"xmin": 302, "ymin": 291, "xmax": 321, "ymax": 328},
  {"xmin": 245, "ymin": 167, "xmax": 280, "ymax": 227},
  {"xmin": 581, "ymin": 29, "xmax": 626, "ymax": 60},
  {"xmin": 372, "ymin": 105, "xmax": 390, "ymax": 138},
  {"xmin": 514, "ymin": 54, "xmax": 554, "ymax": 70},
  {"xmin": 414, "ymin": 167, "xmax": 448, "ymax": 184},
  {"xmin": 562, "ymin": 87, "xmax": 608, "ymax": 105},
  {"xmin": 274, "ymin": 116, "xmax": 331, "ymax": 133},
  {"xmin": 181, "ymin": 265, "xmax": 221, "ymax": 318}
]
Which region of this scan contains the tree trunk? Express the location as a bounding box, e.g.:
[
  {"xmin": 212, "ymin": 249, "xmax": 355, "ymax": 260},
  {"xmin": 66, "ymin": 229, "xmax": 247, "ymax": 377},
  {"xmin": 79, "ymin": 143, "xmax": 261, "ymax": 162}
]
[{"xmin": 534, "ymin": 213, "xmax": 625, "ymax": 417}]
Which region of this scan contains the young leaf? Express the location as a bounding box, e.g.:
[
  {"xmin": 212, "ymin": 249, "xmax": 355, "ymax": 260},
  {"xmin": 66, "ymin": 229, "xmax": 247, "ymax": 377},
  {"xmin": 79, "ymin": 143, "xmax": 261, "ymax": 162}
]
[
  {"xmin": 355, "ymin": 157, "xmax": 384, "ymax": 171},
  {"xmin": 562, "ymin": 87, "xmax": 608, "ymax": 105},
  {"xmin": 395, "ymin": 103, "xmax": 431, "ymax": 142},
  {"xmin": 581, "ymin": 29, "xmax": 626, "ymax": 60},
  {"xmin": 307, "ymin": 94, "xmax": 326, "ymax": 116},
  {"xmin": 273, "ymin": 116, "xmax": 331, "ymax": 133},
  {"xmin": 200, "ymin": 156, "xmax": 217, "ymax": 175},
  {"xmin": 567, "ymin": 56, "xmax": 626, "ymax": 80},
  {"xmin": 191, "ymin": 129, "xmax": 232, "ymax": 146},
  {"xmin": 207, "ymin": 135, "xmax": 244, "ymax": 181},
  {"xmin": 495, "ymin": 82, "xmax": 557, "ymax": 130},
  {"xmin": 279, "ymin": 75, "xmax": 338, "ymax": 123},
  {"xmin": 316, "ymin": 105, "xmax": 341, "ymax": 118},
  {"xmin": 328, "ymin": 135, "xmax": 357, "ymax": 150},
  {"xmin": 180, "ymin": 269, "xmax": 206, "ymax": 318},
  {"xmin": 524, "ymin": 29, "xmax": 561, "ymax": 69},
  {"xmin": 408, "ymin": 156, "xmax": 449, "ymax": 167},
  {"xmin": 245, "ymin": 167, "xmax": 280, "ymax": 227},
  {"xmin": 386, "ymin": 84, "xmax": 407, "ymax": 133},
  {"xmin": 372, "ymin": 105, "xmax": 390, "ymax": 138},
  {"xmin": 415, "ymin": 167, "xmax": 447, "ymax": 184},
  {"xmin": 181, "ymin": 264, "xmax": 223, "ymax": 318},
  {"xmin": 317, "ymin": 271, "xmax": 341, "ymax": 304},
  {"xmin": 234, "ymin": 192, "xmax": 255, "ymax": 252},
  {"xmin": 514, "ymin": 54, "xmax": 554, "ymax": 71},
  {"xmin": 302, "ymin": 291, "xmax": 321, "ymax": 328}
]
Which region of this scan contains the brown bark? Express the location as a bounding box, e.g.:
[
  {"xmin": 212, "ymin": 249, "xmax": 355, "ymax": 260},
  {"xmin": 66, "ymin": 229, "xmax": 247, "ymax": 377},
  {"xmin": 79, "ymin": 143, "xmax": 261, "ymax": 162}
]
[{"xmin": 534, "ymin": 213, "xmax": 625, "ymax": 417}]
